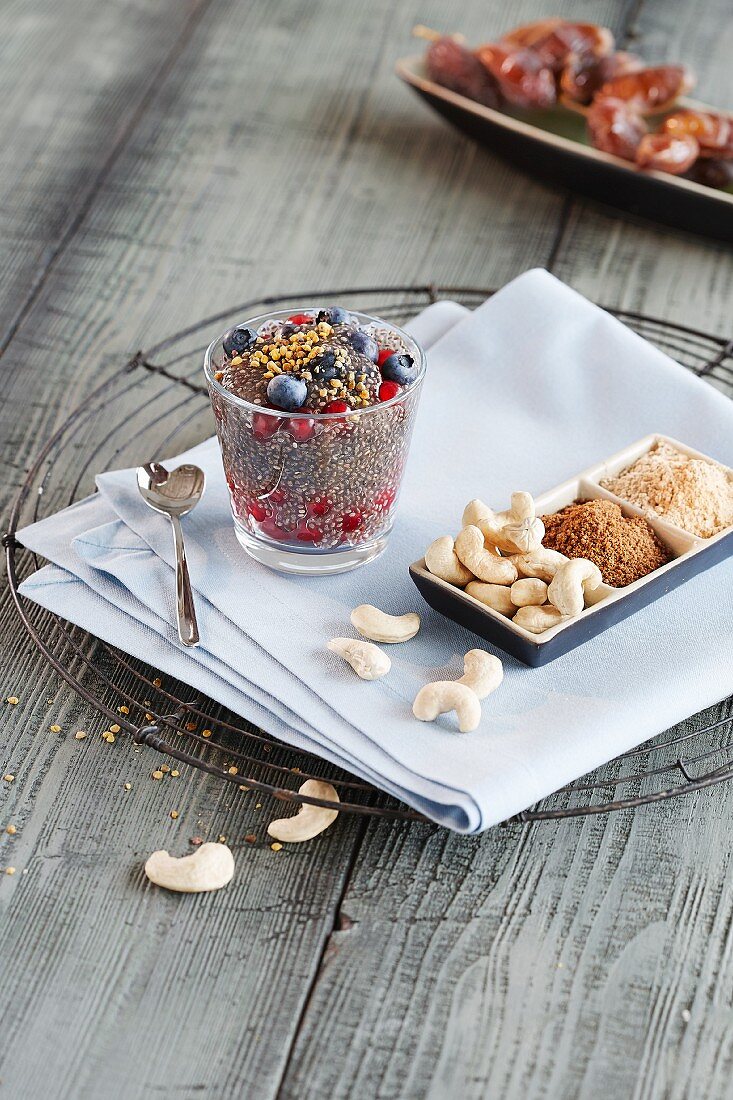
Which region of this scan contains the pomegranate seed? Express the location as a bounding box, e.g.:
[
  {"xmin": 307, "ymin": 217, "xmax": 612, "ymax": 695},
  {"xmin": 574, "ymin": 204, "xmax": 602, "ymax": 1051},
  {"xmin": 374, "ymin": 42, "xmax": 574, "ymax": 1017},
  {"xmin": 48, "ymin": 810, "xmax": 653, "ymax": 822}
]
[
  {"xmin": 261, "ymin": 516, "xmax": 290, "ymax": 541},
  {"xmin": 252, "ymin": 412, "xmax": 282, "ymax": 440},
  {"xmin": 287, "ymin": 416, "xmax": 316, "ymax": 442},
  {"xmin": 296, "ymin": 520, "xmax": 323, "ymax": 542},
  {"xmin": 287, "ymin": 313, "xmax": 313, "ymax": 326},
  {"xmin": 341, "ymin": 510, "xmax": 362, "ymax": 533},
  {"xmin": 323, "ymin": 400, "xmax": 349, "ymax": 414},
  {"xmin": 269, "ymin": 487, "xmax": 287, "ymax": 504},
  {"xmin": 373, "ymin": 488, "xmax": 396, "ymax": 511},
  {"xmin": 307, "ymin": 497, "xmax": 332, "ymax": 517},
  {"xmin": 247, "ymin": 500, "xmax": 269, "ymax": 522},
  {"xmin": 377, "ymin": 348, "xmax": 393, "ymax": 366},
  {"xmin": 379, "ymin": 381, "xmax": 400, "ymax": 402}
]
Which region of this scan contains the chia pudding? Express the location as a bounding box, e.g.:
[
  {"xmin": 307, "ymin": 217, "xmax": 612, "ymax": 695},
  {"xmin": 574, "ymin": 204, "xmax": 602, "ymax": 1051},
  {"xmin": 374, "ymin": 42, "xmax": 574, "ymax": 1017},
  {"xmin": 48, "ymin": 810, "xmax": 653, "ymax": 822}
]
[{"xmin": 204, "ymin": 307, "xmax": 426, "ymax": 574}]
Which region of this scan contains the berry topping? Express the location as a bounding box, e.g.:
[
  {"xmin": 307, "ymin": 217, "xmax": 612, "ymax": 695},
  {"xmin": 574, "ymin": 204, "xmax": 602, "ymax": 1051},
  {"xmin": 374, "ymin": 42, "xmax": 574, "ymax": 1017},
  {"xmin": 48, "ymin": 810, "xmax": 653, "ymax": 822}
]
[
  {"xmin": 252, "ymin": 412, "xmax": 282, "ymax": 440},
  {"xmin": 223, "ymin": 325, "xmax": 257, "ymax": 356},
  {"xmin": 377, "ymin": 348, "xmax": 393, "ymax": 366},
  {"xmin": 287, "ymin": 313, "xmax": 313, "ymax": 326},
  {"xmin": 316, "ymin": 306, "xmax": 350, "ymax": 325},
  {"xmin": 378, "ymin": 380, "xmax": 400, "ymax": 402},
  {"xmin": 269, "ymin": 487, "xmax": 287, "ymax": 504},
  {"xmin": 348, "ymin": 330, "xmax": 379, "ymax": 362},
  {"xmin": 266, "ymin": 374, "xmax": 308, "ymax": 411},
  {"xmin": 287, "ymin": 415, "xmax": 316, "ymax": 442},
  {"xmin": 311, "ymin": 350, "xmax": 338, "ymax": 380},
  {"xmin": 323, "ymin": 399, "xmax": 349, "ymax": 414},
  {"xmin": 380, "ymin": 352, "xmax": 417, "ymax": 385}
]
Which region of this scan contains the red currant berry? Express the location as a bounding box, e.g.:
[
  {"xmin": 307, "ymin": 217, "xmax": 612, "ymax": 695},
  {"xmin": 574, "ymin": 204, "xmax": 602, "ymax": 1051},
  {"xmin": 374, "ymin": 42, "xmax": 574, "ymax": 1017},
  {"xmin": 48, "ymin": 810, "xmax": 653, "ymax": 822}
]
[
  {"xmin": 378, "ymin": 381, "xmax": 400, "ymax": 402},
  {"xmin": 247, "ymin": 500, "xmax": 269, "ymax": 522},
  {"xmin": 287, "ymin": 313, "xmax": 313, "ymax": 326},
  {"xmin": 287, "ymin": 416, "xmax": 316, "ymax": 442},
  {"xmin": 341, "ymin": 510, "xmax": 362, "ymax": 533},
  {"xmin": 323, "ymin": 400, "xmax": 349, "ymax": 414},
  {"xmin": 377, "ymin": 348, "xmax": 393, "ymax": 367}
]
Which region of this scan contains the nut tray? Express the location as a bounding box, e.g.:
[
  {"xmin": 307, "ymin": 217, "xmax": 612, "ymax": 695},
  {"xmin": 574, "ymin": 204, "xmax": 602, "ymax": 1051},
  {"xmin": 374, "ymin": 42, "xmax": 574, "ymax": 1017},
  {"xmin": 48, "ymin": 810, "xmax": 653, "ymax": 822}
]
[{"xmin": 410, "ymin": 434, "xmax": 733, "ymax": 667}]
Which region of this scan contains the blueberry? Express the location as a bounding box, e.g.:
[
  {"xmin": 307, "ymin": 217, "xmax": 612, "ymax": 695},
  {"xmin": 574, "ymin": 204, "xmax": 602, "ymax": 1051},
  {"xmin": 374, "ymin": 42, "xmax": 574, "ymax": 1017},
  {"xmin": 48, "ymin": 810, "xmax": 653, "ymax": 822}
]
[
  {"xmin": 316, "ymin": 306, "xmax": 350, "ymax": 325},
  {"xmin": 223, "ymin": 325, "xmax": 257, "ymax": 357},
  {"xmin": 312, "ymin": 350, "xmax": 339, "ymax": 381},
  {"xmin": 266, "ymin": 374, "xmax": 308, "ymax": 411},
  {"xmin": 380, "ymin": 352, "xmax": 417, "ymax": 385},
  {"xmin": 348, "ymin": 330, "xmax": 378, "ymax": 362}
]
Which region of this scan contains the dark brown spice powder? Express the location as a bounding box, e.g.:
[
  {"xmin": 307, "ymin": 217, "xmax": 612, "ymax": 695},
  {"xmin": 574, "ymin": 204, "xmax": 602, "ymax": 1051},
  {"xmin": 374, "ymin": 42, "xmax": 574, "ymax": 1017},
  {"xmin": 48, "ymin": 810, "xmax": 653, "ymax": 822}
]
[{"xmin": 541, "ymin": 498, "xmax": 671, "ymax": 587}]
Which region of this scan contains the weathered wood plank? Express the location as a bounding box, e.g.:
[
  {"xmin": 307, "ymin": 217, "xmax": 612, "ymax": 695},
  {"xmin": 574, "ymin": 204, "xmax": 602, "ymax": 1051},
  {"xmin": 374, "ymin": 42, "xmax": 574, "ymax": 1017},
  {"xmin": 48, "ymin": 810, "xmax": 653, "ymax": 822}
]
[{"xmin": 0, "ymin": 0, "xmax": 205, "ymax": 351}]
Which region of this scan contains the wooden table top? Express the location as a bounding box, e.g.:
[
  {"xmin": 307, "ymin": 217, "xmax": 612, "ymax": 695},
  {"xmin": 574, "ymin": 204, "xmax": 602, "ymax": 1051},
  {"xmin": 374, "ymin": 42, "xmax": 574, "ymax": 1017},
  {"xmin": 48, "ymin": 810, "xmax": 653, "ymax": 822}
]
[{"xmin": 1, "ymin": 1, "xmax": 732, "ymax": 1096}]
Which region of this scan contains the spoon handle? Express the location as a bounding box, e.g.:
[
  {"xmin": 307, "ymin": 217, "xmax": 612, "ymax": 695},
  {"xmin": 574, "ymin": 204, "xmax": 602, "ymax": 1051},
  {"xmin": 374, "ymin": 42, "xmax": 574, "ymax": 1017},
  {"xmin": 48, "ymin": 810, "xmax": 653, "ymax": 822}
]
[{"xmin": 169, "ymin": 513, "xmax": 199, "ymax": 647}]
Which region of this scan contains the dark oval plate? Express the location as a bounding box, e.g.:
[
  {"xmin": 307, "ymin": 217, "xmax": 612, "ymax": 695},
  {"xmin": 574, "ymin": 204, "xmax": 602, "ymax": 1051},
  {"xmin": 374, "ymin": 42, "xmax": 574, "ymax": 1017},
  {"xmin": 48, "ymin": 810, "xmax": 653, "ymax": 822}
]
[{"xmin": 396, "ymin": 54, "xmax": 733, "ymax": 243}]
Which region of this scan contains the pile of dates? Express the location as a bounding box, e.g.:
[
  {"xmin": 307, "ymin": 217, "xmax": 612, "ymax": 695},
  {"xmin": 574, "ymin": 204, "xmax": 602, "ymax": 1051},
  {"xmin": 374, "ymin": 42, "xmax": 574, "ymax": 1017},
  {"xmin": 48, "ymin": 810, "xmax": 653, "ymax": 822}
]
[{"xmin": 421, "ymin": 19, "xmax": 733, "ymax": 187}]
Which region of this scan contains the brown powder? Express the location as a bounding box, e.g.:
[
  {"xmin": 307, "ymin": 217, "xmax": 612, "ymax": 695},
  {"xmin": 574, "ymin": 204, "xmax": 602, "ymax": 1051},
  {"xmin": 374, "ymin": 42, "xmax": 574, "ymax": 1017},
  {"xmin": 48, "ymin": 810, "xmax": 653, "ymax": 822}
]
[
  {"xmin": 600, "ymin": 441, "xmax": 733, "ymax": 538},
  {"xmin": 541, "ymin": 499, "xmax": 671, "ymax": 587}
]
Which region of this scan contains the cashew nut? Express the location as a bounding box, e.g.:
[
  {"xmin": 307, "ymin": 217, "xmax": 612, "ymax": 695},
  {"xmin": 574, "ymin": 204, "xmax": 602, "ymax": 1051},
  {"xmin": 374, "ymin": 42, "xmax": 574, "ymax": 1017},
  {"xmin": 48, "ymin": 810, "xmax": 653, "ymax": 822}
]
[
  {"xmin": 547, "ymin": 558, "xmax": 603, "ymax": 617},
  {"xmin": 267, "ymin": 779, "xmax": 339, "ymax": 842},
  {"xmin": 465, "ymin": 581, "xmax": 516, "ymax": 617},
  {"xmin": 413, "ymin": 681, "xmax": 481, "ymax": 733},
  {"xmin": 455, "ymin": 526, "xmax": 517, "ymax": 585},
  {"xmin": 510, "ymin": 578, "xmax": 549, "ymax": 607},
  {"xmin": 425, "ymin": 535, "xmax": 474, "ymax": 586},
  {"xmin": 512, "ymin": 604, "xmax": 566, "ymax": 634},
  {"xmin": 327, "ymin": 638, "xmax": 391, "ymax": 679},
  {"xmin": 464, "ymin": 494, "xmax": 543, "ymax": 554},
  {"xmin": 144, "ymin": 842, "xmax": 234, "ymax": 893},
  {"xmin": 350, "ymin": 604, "xmax": 420, "ymax": 643},
  {"xmin": 510, "ymin": 546, "xmax": 569, "ymax": 583},
  {"xmin": 458, "ymin": 650, "xmax": 503, "ymax": 699}
]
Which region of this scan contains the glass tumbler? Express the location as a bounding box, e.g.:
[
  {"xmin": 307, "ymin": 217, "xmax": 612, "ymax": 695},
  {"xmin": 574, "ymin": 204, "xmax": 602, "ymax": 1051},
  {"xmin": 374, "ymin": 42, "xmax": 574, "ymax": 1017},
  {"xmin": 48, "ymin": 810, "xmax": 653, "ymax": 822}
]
[{"xmin": 204, "ymin": 308, "xmax": 426, "ymax": 575}]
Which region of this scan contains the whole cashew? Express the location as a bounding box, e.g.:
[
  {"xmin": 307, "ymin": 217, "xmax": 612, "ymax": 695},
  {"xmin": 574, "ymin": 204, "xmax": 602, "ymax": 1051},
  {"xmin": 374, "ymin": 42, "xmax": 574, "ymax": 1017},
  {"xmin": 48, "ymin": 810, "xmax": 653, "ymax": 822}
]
[
  {"xmin": 509, "ymin": 546, "xmax": 569, "ymax": 583},
  {"xmin": 462, "ymin": 494, "xmax": 543, "ymax": 554},
  {"xmin": 465, "ymin": 581, "xmax": 516, "ymax": 617},
  {"xmin": 350, "ymin": 604, "xmax": 420, "ymax": 643},
  {"xmin": 327, "ymin": 638, "xmax": 391, "ymax": 679},
  {"xmin": 458, "ymin": 650, "xmax": 503, "ymax": 699},
  {"xmin": 455, "ymin": 526, "xmax": 517, "ymax": 585},
  {"xmin": 425, "ymin": 535, "xmax": 474, "ymax": 587},
  {"xmin": 547, "ymin": 558, "xmax": 603, "ymax": 617},
  {"xmin": 413, "ymin": 681, "xmax": 482, "ymax": 733},
  {"xmin": 513, "ymin": 604, "xmax": 566, "ymax": 634},
  {"xmin": 144, "ymin": 842, "xmax": 234, "ymax": 893},
  {"xmin": 510, "ymin": 578, "xmax": 549, "ymax": 607},
  {"xmin": 267, "ymin": 779, "xmax": 339, "ymax": 842}
]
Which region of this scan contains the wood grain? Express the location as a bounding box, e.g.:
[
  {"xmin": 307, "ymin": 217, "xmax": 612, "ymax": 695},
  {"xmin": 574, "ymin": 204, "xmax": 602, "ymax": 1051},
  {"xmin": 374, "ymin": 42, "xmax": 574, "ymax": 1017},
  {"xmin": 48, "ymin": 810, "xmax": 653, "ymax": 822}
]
[{"xmin": 0, "ymin": 0, "xmax": 731, "ymax": 1096}]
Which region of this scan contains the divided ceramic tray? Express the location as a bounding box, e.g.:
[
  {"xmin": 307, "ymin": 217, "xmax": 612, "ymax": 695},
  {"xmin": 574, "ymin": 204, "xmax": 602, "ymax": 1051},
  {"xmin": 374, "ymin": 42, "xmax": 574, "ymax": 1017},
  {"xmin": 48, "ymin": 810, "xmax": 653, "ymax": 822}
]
[
  {"xmin": 410, "ymin": 434, "xmax": 733, "ymax": 667},
  {"xmin": 396, "ymin": 54, "xmax": 733, "ymax": 245}
]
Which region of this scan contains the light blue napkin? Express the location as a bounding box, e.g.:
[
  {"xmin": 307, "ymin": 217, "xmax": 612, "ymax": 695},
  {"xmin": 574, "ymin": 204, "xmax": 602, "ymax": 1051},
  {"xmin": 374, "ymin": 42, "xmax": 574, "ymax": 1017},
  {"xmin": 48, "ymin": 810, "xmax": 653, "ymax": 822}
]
[{"xmin": 19, "ymin": 271, "xmax": 733, "ymax": 831}]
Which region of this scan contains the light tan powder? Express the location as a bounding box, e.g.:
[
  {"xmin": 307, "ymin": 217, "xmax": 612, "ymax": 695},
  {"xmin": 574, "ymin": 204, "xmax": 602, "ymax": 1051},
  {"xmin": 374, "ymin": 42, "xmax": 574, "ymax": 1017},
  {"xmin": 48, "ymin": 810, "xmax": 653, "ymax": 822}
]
[{"xmin": 601, "ymin": 441, "xmax": 733, "ymax": 538}]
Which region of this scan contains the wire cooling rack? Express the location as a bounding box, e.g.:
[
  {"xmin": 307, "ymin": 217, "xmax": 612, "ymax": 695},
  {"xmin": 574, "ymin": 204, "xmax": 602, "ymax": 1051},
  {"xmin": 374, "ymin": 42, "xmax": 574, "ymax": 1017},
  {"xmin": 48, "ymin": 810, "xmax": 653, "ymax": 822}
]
[{"xmin": 5, "ymin": 285, "xmax": 733, "ymax": 825}]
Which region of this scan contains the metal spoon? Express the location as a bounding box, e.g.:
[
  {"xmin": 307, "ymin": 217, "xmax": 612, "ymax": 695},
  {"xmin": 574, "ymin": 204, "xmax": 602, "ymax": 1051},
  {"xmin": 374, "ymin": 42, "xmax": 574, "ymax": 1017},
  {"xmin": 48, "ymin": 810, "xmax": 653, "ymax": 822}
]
[{"xmin": 136, "ymin": 462, "xmax": 205, "ymax": 647}]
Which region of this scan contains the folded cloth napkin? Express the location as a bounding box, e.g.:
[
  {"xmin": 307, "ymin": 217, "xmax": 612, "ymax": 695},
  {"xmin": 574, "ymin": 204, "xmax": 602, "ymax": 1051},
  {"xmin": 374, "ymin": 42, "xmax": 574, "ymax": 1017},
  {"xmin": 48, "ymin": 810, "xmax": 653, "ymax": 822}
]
[{"xmin": 18, "ymin": 270, "xmax": 733, "ymax": 832}]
